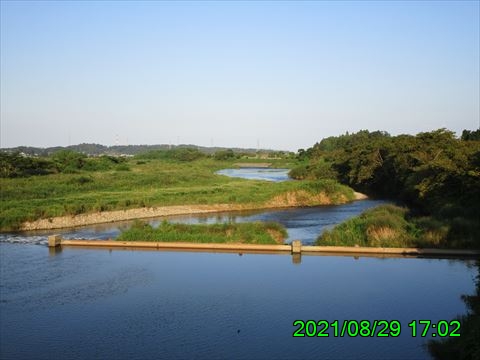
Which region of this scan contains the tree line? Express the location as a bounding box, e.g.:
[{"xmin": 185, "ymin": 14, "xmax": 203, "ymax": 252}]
[
  {"xmin": 291, "ymin": 128, "xmax": 480, "ymax": 247},
  {"xmin": 0, "ymin": 150, "xmax": 128, "ymax": 177}
]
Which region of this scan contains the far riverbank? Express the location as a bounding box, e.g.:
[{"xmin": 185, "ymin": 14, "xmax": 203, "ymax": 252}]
[{"xmin": 20, "ymin": 191, "xmax": 368, "ymax": 231}]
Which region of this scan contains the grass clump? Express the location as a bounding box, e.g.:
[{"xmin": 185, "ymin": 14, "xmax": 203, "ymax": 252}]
[
  {"xmin": 299, "ymin": 179, "xmax": 355, "ymax": 202},
  {"xmin": 316, "ymin": 204, "xmax": 473, "ymax": 249},
  {"xmin": 117, "ymin": 220, "xmax": 287, "ymax": 244}
]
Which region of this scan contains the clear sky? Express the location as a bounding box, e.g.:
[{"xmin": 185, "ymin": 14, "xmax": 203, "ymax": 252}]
[{"xmin": 1, "ymin": 1, "xmax": 479, "ymax": 151}]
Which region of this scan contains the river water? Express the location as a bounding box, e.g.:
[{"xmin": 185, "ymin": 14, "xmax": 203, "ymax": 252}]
[
  {"xmin": 0, "ymin": 244, "xmax": 476, "ymax": 359},
  {"xmin": 0, "ymin": 169, "xmax": 477, "ymax": 359},
  {"xmin": 215, "ymin": 168, "xmax": 290, "ymax": 182}
]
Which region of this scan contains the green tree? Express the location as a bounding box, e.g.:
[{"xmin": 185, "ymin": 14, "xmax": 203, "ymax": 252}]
[
  {"xmin": 461, "ymin": 129, "xmax": 480, "ymax": 141},
  {"xmin": 213, "ymin": 149, "xmax": 235, "ymax": 160},
  {"xmin": 51, "ymin": 150, "xmax": 87, "ymax": 172},
  {"xmin": 0, "ymin": 152, "xmax": 53, "ymax": 177}
]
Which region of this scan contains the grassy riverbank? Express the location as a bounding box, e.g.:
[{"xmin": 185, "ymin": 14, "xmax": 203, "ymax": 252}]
[
  {"xmin": 117, "ymin": 220, "xmax": 287, "ymax": 244},
  {"xmin": 1, "ymin": 157, "xmax": 355, "ymax": 231},
  {"xmin": 317, "ymin": 204, "xmax": 479, "ymax": 249}
]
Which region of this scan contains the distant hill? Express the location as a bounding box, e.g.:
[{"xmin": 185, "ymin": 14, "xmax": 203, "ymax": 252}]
[{"xmin": 1, "ymin": 143, "xmax": 285, "ymax": 157}]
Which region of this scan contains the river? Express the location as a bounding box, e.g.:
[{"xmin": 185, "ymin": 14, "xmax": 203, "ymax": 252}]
[
  {"xmin": 0, "ymin": 244, "xmax": 476, "ymax": 359},
  {"xmin": 0, "ymin": 169, "xmax": 477, "ymax": 359},
  {"xmin": 215, "ymin": 168, "xmax": 290, "ymax": 182}
]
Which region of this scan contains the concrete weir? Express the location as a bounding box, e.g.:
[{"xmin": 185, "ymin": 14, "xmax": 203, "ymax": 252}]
[{"xmin": 48, "ymin": 235, "xmax": 480, "ymax": 258}]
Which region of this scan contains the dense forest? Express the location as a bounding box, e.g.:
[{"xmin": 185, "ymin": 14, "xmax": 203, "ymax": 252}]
[{"xmin": 291, "ymin": 129, "xmax": 480, "ymax": 248}]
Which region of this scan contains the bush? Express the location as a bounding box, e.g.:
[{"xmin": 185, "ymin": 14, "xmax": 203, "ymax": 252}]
[
  {"xmin": 0, "ymin": 152, "xmax": 54, "ymax": 178},
  {"xmin": 289, "ymin": 164, "xmax": 310, "ymax": 179},
  {"xmin": 318, "ymin": 205, "xmax": 420, "ymax": 248},
  {"xmin": 52, "ymin": 150, "xmax": 87, "ymax": 172},
  {"xmin": 82, "ymin": 156, "xmax": 121, "ymax": 171},
  {"xmin": 213, "ymin": 149, "xmax": 235, "ymax": 160}
]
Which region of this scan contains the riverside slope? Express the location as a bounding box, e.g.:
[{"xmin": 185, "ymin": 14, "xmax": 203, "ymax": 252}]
[{"xmin": 20, "ymin": 192, "xmax": 368, "ymax": 231}]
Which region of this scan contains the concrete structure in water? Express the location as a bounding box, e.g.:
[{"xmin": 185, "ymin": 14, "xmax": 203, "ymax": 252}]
[
  {"xmin": 291, "ymin": 240, "xmax": 301, "ymax": 254},
  {"xmin": 48, "ymin": 235, "xmax": 480, "ymax": 258},
  {"xmin": 48, "ymin": 235, "xmax": 62, "ymax": 248}
]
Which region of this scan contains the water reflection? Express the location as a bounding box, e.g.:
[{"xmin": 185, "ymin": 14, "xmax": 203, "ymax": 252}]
[
  {"xmin": 0, "ymin": 243, "xmax": 476, "ymax": 360},
  {"xmin": 48, "ymin": 246, "xmax": 63, "ymax": 257},
  {"xmin": 428, "ymin": 261, "xmax": 479, "ymax": 359},
  {"xmin": 216, "ymin": 168, "xmax": 291, "ymax": 182},
  {"xmin": 292, "ymin": 253, "xmax": 302, "ymax": 264}
]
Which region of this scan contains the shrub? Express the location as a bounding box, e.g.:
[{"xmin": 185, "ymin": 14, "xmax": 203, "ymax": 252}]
[
  {"xmin": 52, "ymin": 150, "xmax": 86, "ymax": 172},
  {"xmin": 214, "ymin": 149, "xmax": 235, "ymax": 160},
  {"xmin": 0, "ymin": 152, "xmax": 54, "ymax": 177}
]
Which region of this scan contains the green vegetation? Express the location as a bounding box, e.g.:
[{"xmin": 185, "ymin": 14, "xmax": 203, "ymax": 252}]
[
  {"xmin": 213, "ymin": 149, "xmax": 236, "ymax": 160},
  {"xmin": 0, "ymin": 152, "xmax": 53, "ymax": 177},
  {"xmin": 428, "ymin": 261, "xmax": 480, "ymax": 360},
  {"xmin": 0, "ymin": 152, "xmax": 353, "ymax": 230},
  {"xmin": 117, "ymin": 220, "xmax": 287, "ymax": 244},
  {"xmin": 4, "ymin": 143, "xmax": 294, "ymax": 158},
  {"xmin": 461, "ymin": 129, "xmax": 480, "ymax": 141},
  {"xmin": 0, "ymin": 150, "xmax": 128, "ymax": 177},
  {"xmin": 293, "ymin": 128, "xmax": 480, "ymax": 248},
  {"xmin": 316, "ymin": 204, "xmax": 470, "ymax": 248}
]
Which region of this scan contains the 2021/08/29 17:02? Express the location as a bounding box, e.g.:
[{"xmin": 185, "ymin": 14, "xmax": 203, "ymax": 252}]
[{"xmin": 292, "ymin": 320, "xmax": 461, "ymax": 338}]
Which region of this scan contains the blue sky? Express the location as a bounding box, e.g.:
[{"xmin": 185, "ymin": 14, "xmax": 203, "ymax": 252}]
[{"xmin": 1, "ymin": 1, "xmax": 479, "ymax": 151}]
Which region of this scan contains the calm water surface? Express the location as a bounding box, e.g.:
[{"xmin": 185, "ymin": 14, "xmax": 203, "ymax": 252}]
[
  {"xmin": 216, "ymin": 168, "xmax": 290, "ymax": 182},
  {"xmin": 0, "ymin": 169, "xmax": 476, "ymax": 359},
  {"xmin": 0, "ymin": 243, "xmax": 476, "ymax": 359}
]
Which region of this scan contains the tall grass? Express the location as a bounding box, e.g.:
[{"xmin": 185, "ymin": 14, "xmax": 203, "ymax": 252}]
[
  {"xmin": 316, "ymin": 204, "xmax": 474, "ymax": 249},
  {"xmin": 117, "ymin": 220, "xmax": 287, "ymax": 244},
  {"xmin": 0, "ymin": 158, "xmax": 354, "ymax": 230}
]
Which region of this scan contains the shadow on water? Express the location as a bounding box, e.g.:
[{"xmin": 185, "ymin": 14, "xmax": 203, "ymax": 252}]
[{"xmin": 428, "ymin": 261, "xmax": 480, "ymax": 360}]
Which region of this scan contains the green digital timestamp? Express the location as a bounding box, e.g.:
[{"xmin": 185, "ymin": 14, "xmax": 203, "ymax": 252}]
[
  {"xmin": 292, "ymin": 320, "xmax": 461, "ymax": 338},
  {"xmin": 407, "ymin": 320, "xmax": 461, "ymax": 337},
  {"xmin": 292, "ymin": 320, "xmax": 401, "ymax": 337}
]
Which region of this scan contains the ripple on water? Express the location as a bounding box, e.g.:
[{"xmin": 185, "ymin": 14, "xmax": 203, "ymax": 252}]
[{"xmin": 0, "ymin": 234, "xmax": 48, "ymax": 245}]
